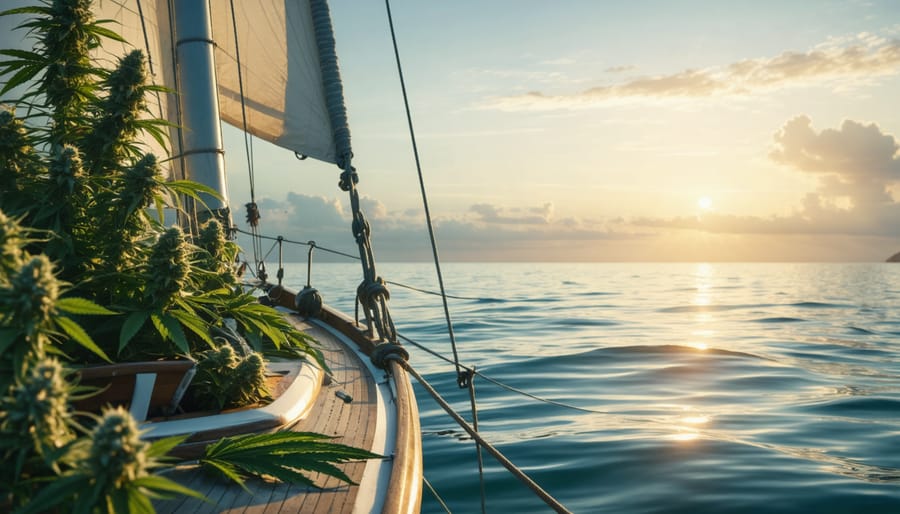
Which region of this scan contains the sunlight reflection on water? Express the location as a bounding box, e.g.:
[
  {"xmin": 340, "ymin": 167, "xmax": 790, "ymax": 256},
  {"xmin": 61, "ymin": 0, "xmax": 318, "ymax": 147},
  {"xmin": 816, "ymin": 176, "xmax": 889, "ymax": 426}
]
[{"xmin": 281, "ymin": 262, "xmax": 900, "ymax": 513}]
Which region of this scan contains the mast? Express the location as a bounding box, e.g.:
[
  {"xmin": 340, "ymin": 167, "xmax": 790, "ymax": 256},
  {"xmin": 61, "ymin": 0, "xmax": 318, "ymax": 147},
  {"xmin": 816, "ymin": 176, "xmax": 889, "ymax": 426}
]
[{"xmin": 172, "ymin": 0, "xmax": 230, "ymax": 228}]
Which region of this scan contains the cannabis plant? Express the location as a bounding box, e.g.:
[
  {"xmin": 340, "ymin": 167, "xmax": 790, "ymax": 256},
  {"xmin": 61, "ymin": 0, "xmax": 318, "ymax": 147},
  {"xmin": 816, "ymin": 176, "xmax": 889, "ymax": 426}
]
[
  {"xmin": 0, "ymin": 0, "xmax": 319, "ymax": 370},
  {"xmin": 189, "ymin": 343, "xmax": 270, "ymax": 411},
  {"xmin": 0, "ymin": 1, "xmax": 362, "ymax": 512}
]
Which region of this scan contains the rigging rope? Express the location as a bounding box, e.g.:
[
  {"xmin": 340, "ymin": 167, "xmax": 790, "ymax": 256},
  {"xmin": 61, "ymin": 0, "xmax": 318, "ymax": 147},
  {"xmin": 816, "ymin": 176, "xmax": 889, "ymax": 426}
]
[
  {"xmin": 467, "ymin": 367, "xmax": 487, "ymax": 514},
  {"xmin": 134, "ymin": 0, "xmax": 164, "ymax": 123},
  {"xmin": 397, "ymin": 332, "xmax": 614, "ymax": 416},
  {"xmin": 394, "ymin": 358, "xmax": 573, "ymax": 514},
  {"xmin": 232, "ymin": 227, "xmax": 483, "ymax": 299},
  {"xmin": 422, "ymin": 476, "xmax": 453, "ymax": 514},
  {"xmin": 383, "ymin": 0, "xmax": 467, "ymax": 389},
  {"xmin": 228, "ymin": 0, "xmax": 264, "ymax": 272},
  {"xmin": 231, "ymin": 227, "xmax": 359, "ymax": 260},
  {"xmin": 309, "ymin": 0, "xmax": 396, "ymax": 343}
]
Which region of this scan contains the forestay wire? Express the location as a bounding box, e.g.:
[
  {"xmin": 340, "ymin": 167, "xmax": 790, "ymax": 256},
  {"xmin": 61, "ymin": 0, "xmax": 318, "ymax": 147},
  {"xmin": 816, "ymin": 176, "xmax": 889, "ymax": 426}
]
[
  {"xmin": 227, "ymin": 0, "xmax": 265, "ymax": 280},
  {"xmin": 394, "ymin": 358, "xmax": 574, "ymax": 514},
  {"xmin": 382, "ymin": 0, "xmax": 467, "ymax": 388}
]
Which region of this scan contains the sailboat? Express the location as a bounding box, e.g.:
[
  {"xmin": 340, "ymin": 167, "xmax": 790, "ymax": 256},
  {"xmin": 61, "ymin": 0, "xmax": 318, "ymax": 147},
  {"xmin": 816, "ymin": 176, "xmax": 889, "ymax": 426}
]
[{"xmin": 0, "ymin": 0, "xmax": 421, "ymax": 512}]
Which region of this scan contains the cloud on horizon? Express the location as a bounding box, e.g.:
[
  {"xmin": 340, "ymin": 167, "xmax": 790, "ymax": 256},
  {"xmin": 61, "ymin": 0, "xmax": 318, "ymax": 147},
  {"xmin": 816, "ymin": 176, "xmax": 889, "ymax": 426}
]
[
  {"xmin": 636, "ymin": 116, "xmax": 900, "ymax": 237},
  {"xmin": 484, "ymin": 34, "xmax": 900, "ymax": 111},
  {"xmin": 237, "ymin": 117, "xmax": 900, "ymax": 262}
]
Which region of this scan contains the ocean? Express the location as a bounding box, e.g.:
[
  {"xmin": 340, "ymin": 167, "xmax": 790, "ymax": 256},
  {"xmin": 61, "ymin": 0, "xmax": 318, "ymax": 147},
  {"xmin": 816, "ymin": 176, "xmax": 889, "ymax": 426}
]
[{"xmin": 280, "ymin": 262, "xmax": 900, "ymax": 513}]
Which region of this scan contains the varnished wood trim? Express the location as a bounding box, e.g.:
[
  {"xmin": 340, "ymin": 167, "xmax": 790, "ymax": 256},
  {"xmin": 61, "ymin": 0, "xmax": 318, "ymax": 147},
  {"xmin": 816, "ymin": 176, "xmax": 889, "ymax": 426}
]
[
  {"xmin": 76, "ymin": 360, "xmax": 195, "ymax": 379},
  {"xmin": 382, "ymin": 359, "xmax": 424, "ymax": 514},
  {"xmin": 73, "ymin": 360, "xmax": 195, "ymax": 414}
]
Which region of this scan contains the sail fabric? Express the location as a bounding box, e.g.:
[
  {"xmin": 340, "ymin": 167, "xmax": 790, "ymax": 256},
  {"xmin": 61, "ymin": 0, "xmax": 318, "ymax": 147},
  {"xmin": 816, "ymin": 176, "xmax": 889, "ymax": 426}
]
[
  {"xmin": 113, "ymin": 0, "xmax": 348, "ymax": 166},
  {"xmin": 1, "ymin": 0, "xmax": 349, "ymax": 168},
  {"xmin": 211, "ymin": 0, "xmax": 346, "ymax": 166},
  {"xmin": 96, "ymin": 0, "xmax": 348, "ymax": 166},
  {"xmin": 95, "ymin": 0, "xmax": 181, "ymax": 178}
]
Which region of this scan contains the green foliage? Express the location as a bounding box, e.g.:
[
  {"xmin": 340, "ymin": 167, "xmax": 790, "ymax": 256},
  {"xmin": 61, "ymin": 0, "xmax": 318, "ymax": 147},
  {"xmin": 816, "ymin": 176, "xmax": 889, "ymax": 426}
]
[
  {"xmin": 0, "ymin": 0, "xmax": 320, "ymax": 368},
  {"xmin": 200, "ymin": 431, "xmax": 381, "ymax": 490},
  {"xmin": 10, "ymin": 407, "xmax": 203, "ymax": 514},
  {"xmin": 0, "ymin": 248, "xmax": 114, "ymax": 369},
  {"xmin": 190, "ymin": 344, "xmax": 270, "ymax": 411},
  {"xmin": 0, "ymin": 1, "xmax": 357, "ymax": 512}
]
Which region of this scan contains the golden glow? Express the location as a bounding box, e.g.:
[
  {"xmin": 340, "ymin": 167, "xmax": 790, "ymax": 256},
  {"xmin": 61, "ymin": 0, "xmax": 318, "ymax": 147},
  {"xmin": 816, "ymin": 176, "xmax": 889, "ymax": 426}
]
[{"xmin": 698, "ymin": 196, "xmax": 713, "ymax": 210}]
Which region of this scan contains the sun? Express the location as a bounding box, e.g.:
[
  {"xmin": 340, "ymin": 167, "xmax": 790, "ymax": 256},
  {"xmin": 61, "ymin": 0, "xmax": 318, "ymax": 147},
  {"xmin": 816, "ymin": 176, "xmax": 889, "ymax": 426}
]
[{"xmin": 697, "ymin": 196, "xmax": 713, "ymax": 210}]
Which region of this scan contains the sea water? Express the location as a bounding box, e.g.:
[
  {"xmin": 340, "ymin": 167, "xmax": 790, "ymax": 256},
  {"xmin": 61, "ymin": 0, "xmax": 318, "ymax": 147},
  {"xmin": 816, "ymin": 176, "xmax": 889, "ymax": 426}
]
[{"xmin": 280, "ymin": 262, "xmax": 900, "ymax": 513}]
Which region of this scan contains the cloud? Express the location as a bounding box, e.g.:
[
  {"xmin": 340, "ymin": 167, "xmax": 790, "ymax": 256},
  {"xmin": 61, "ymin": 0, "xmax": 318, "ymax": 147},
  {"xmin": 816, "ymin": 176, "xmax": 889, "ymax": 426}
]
[
  {"xmin": 635, "ymin": 116, "xmax": 900, "ymax": 238},
  {"xmin": 469, "ymin": 202, "xmax": 554, "ymax": 225},
  {"xmin": 237, "ymin": 194, "xmax": 653, "ymax": 262},
  {"xmin": 236, "ymin": 117, "xmax": 900, "ymax": 264},
  {"xmin": 771, "ymin": 115, "xmax": 900, "ymax": 180},
  {"xmin": 772, "ymin": 115, "xmax": 900, "ymax": 208},
  {"xmin": 605, "ymin": 65, "xmax": 636, "ymax": 74},
  {"xmin": 484, "ymin": 35, "xmax": 900, "ymax": 111}
]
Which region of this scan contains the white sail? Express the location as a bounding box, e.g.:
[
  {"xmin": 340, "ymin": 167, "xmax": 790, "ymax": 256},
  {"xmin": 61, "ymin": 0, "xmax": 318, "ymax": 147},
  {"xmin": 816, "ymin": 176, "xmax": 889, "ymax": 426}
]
[
  {"xmin": 2, "ymin": 0, "xmax": 344, "ymax": 168},
  {"xmin": 210, "ymin": 0, "xmax": 340, "ymax": 165},
  {"xmin": 102, "ymin": 0, "xmax": 343, "ymax": 166}
]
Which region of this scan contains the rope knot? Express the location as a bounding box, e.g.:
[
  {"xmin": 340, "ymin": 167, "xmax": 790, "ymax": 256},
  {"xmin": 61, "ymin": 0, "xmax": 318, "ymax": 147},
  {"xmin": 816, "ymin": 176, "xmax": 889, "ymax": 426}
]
[
  {"xmin": 357, "ymin": 277, "xmax": 390, "ymax": 309},
  {"xmin": 457, "ymin": 368, "xmax": 474, "ymax": 389},
  {"xmin": 256, "ymin": 261, "xmax": 267, "ymax": 282},
  {"xmin": 245, "ymin": 202, "xmax": 261, "ymax": 227},
  {"xmin": 338, "ymin": 167, "xmax": 358, "ymax": 191},
  {"xmin": 352, "ymin": 216, "xmax": 370, "ymax": 244},
  {"xmin": 370, "ymin": 342, "xmax": 409, "ymax": 370}
]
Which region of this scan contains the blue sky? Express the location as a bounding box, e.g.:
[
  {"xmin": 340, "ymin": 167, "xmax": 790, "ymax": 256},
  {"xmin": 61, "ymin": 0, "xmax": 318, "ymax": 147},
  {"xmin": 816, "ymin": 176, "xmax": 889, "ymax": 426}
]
[{"xmin": 223, "ymin": 1, "xmax": 900, "ymax": 261}]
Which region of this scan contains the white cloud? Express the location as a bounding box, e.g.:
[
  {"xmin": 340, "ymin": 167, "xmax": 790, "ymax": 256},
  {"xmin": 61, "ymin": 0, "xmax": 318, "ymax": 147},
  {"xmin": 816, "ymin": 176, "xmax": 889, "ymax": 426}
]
[
  {"xmin": 634, "ymin": 116, "xmax": 900, "ymax": 238},
  {"xmin": 483, "ymin": 34, "xmax": 900, "ymax": 111}
]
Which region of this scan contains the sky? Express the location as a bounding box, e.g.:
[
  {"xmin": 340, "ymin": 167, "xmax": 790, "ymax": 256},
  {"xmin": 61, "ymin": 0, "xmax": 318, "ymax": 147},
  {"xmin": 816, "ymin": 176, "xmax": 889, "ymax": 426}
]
[{"xmin": 221, "ymin": 0, "xmax": 900, "ymax": 262}]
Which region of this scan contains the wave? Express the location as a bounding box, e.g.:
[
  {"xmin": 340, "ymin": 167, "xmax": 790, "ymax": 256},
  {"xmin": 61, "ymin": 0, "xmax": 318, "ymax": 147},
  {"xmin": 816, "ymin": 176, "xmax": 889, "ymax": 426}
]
[
  {"xmin": 490, "ymin": 344, "xmax": 773, "ymax": 372},
  {"xmin": 789, "ymin": 301, "xmax": 848, "ymax": 309},
  {"xmin": 658, "ymin": 301, "xmax": 848, "ymax": 315},
  {"xmin": 659, "ymin": 303, "xmax": 763, "ymax": 313},
  {"xmin": 801, "ymin": 396, "xmax": 900, "ymax": 417},
  {"xmin": 751, "ymin": 316, "xmax": 806, "ymax": 323}
]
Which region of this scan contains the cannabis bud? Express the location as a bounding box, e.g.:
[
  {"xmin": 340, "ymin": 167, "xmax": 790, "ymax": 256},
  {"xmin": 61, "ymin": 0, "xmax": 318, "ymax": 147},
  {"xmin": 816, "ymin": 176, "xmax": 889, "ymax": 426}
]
[
  {"xmin": 1, "ymin": 255, "xmax": 60, "ymax": 333},
  {"xmin": 0, "ymin": 209, "xmax": 26, "ymax": 274},
  {"xmin": 2, "ymin": 357, "xmax": 72, "ymax": 452},
  {"xmin": 122, "ymin": 154, "xmax": 160, "ymax": 212},
  {"xmin": 48, "ymin": 144, "xmax": 84, "ymax": 194},
  {"xmin": 147, "ymin": 226, "xmax": 190, "ymax": 305},
  {"xmin": 87, "ymin": 406, "xmax": 149, "ymax": 488}
]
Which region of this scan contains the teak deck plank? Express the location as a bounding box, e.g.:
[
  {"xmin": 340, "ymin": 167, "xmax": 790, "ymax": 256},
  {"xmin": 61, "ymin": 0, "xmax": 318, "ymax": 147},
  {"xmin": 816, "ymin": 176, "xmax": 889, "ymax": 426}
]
[{"xmin": 154, "ymin": 316, "xmax": 379, "ymax": 514}]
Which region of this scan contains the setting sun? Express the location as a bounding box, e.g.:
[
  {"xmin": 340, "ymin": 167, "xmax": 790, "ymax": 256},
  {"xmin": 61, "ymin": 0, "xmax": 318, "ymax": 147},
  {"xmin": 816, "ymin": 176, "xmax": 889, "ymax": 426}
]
[{"xmin": 698, "ymin": 196, "xmax": 713, "ymax": 210}]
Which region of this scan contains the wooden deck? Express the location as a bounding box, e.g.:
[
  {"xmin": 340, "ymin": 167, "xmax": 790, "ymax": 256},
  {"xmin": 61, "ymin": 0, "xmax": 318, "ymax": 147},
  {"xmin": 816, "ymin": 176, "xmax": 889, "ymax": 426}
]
[{"xmin": 153, "ymin": 315, "xmax": 388, "ymax": 514}]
